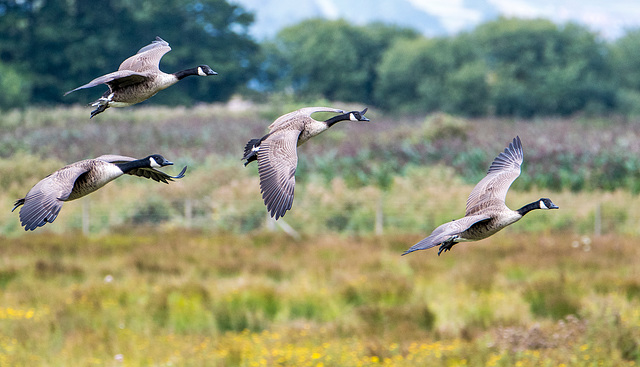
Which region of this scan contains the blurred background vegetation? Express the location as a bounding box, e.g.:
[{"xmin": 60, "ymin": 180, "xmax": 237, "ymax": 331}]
[{"xmin": 1, "ymin": 0, "xmax": 640, "ymax": 118}]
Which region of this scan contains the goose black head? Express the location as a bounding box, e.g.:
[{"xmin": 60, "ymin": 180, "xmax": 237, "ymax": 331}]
[
  {"xmin": 539, "ymin": 198, "xmax": 559, "ymax": 210},
  {"xmin": 197, "ymin": 65, "xmax": 218, "ymax": 76},
  {"xmin": 348, "ymin": 108, "xmax": 369, "ymax": 122},
  {"xmin": 148, "ymin": 154, "xmax": 174, "ymax": 168}
]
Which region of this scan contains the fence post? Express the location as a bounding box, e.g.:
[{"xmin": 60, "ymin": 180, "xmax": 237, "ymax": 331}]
[
  {"xmin": 266, "ymin": 214, "xmax": 300, "ymax": 239},
  {"xmin": 184, "ymin": 198, "xmax": 193, "ymax": 228},
  {"xmin": 82, "ymin": 199, "xmax": 90, "ymax": 235},
  {"xmin": 594, "ymin": 203, "xmax": 601, "ymax": 236},
  {"xmin": 375, "ymin": 196, "xmax": 384, "ymax": 236}
]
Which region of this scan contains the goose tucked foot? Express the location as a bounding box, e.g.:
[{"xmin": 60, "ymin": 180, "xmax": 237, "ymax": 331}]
[
  {"xmin": 90, "ymin": 104, "xmax": 109, "ymax": 118},
  {"xmin": 437, "ymin": 239, "xmax": 457, "ymax": 256}
]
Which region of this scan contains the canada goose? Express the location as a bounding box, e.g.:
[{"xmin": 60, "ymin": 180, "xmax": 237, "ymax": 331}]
[
  {"xmin": 13, "ymin": 154, "xmax": 187, "ymax": 231},
  {"xmin": 402, "ymin": 136, "xmax": 558, "ymax": 256},
  {"xmin": 242, "ymin": 107, "xmax": 370, "ymax": 219},
  {"xmin": 64, "ymin": 36, "xmax": 217, "ymax": 118}
]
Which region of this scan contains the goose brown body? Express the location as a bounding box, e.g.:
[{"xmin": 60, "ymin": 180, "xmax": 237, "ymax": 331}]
[{"xmin": 403, "ymin": 136, "xmax": 558, "ymax": 256}]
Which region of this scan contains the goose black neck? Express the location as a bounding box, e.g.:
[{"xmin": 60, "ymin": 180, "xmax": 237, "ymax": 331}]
[
  {"xmin": 114, "ymin": 159, "xmax": 149, "ymax": 174},
  {"xmin": 324, "ymin": 113, "xmax": 350, "ymax": 128},
  {"xmin": 174, "ymin": 67, "xmax": 200, "ymax": 80},
  {"xmin": 516, "ymin": 201, "xmax": 540, "ymax": 216}
]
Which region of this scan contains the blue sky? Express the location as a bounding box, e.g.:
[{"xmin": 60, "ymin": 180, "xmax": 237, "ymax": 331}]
[{"xmin": 407, "ymin": 0, "xmax": 640, "ymax": 39}]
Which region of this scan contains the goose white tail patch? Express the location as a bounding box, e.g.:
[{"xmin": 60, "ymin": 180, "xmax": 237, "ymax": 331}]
[
  {"xmin": 150, "ymin": 157, "xmax": 161, "ymax": 168},
  {"xmin": 92, "ymin": 93, "xmax": 115, "ymax": 106},
  {"xmin": 539, "ymin": 200, "xmax": 548, "ymax": 209},
  {"xmin": 197, "ymin": 67, "xmax": 207, "ymax": 76},
  {"xmin": 251, "ymin": 146, "xmax": 260, "ymax": 153}
]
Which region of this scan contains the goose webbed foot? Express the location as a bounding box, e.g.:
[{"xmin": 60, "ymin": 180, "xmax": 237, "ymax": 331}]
[{"xmin": 437, "ymin": 240, "xmax": 456, "ymax": 256}]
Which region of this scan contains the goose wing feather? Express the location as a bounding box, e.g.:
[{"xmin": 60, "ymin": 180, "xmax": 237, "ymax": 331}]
[
  {"xmin": 465, "ymin": 136, "xmax": 523, "ymax": 216},
  {"xmin": 268, "ymin": 107, "xmax": 344, "ymax": 131},
  {"xmin": 402, "ymin": 214, "xmax": 491, "ymax": 255},
  {"xmin": 257, "ymin": 130, "xmax": 300, "ymax": 219},
  {"xmin": 95, "ymin": 154, "xmax": 137, "ymax": 162},
  {"xmin": 64, "ymin": 71, "xmax": 147, "ymax": 95},
  {"xmin": 16, "ymin": 165, "xmax": 90, "ymax": 231},
  {"xmin": 117, "ymin": 36, "xmax": 171, "ymax": 73},
  {"xmin": 125, "ymin": 166, "xmax": 187, "ymax": 183}
]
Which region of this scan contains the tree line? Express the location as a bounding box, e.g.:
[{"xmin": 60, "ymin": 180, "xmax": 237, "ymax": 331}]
[{"xmin": 1, "ymin": 0, "xmax": 640, "ymax": 117}]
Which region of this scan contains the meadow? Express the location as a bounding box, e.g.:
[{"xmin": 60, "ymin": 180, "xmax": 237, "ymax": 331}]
[{"xmin": 0, "ymin": 103, "xmax": 639, "ymax": 365}]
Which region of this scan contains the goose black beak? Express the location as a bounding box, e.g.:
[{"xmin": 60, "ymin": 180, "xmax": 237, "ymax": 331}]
[
  {"xmin": 549, "ymin": 203, "xmax": 559, "ymax": 209},
  {"xmin": 360, "ymin": 108, "xmax": 370, "ymax": 122},
  {"xmin": 163, "ymin": 160, "xmax": 174, "ymax": 166}
]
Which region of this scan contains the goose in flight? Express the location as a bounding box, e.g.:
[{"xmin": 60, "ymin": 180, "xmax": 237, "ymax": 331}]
[
  {"xmin": 243, "ymin": 107, "xmax": 370, "ymax": 219},
  {"xmin": 403, "ymin": 136, "xmax": 558, "ymax": 256},
  {"xmin": 65, "ymin": 36, "xmax": 217, "ymax": 118},
  {"xmin": 13, "ymin": 154, "xmax": 186, "ymax": 231}
]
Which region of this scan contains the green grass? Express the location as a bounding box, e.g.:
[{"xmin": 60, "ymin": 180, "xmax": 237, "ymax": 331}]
[
  {"xmin": 0, "ymin": 230, "xmax": 638, "ymax": 366},
  {"xmin": 3, "ymin": 157, "xmax": 640, "ymax": 238}
]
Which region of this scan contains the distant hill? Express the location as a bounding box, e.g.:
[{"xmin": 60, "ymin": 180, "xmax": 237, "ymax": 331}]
[
  {"xmin": 234, "ymin": 0, "xmax": 639, "ymax": 40},
  {"xmin": 235, "ymin": 0, "xmax": 499, "ymax": 39}
]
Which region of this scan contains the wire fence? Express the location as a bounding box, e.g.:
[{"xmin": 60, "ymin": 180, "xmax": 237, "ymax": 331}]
[{"xmin": 61, "ymin": 197, "xmax": 632, "ymax": 239}]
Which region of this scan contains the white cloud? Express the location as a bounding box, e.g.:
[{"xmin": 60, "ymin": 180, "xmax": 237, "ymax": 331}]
[
  {"xmin": 315, "ymin": 0, "xmax": 340, "ymax": 19},
  {"xmin": 406, "ymin": 0, "xmax": 484, "ymax": 32},
  {"xmin": 488, "ymin": 0, "xmax": 640, "ymax": 38},
  {"xmin": 488, "ymin": 0, "xmax": 545, "ymax": 17}
]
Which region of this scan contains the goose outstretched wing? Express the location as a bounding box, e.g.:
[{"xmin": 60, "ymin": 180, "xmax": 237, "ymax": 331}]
[
  {"xmin": 256, "ymin": 130, "xmax": 301, "ymax": 219},
  {"xmin": 402, "ymin": 214, "xmax": 491, "ymax": 255},
  {"xmin": 465, "ymin": 136, "xmax": 523, "ymax": 216},
  {"xmin": 13, "ymin": 165, "xmax": 90, "ymax": 231},
  {"xmin": 268, "ymin": 107, "xmax": 344, "ymax": 131},
  {"xmin": 95, "ymin": 155, "xmax": 186, "ymax": 184},
  {"xmin": 117, "ymin": 36, "xmax": 171, "ymax": 73},
  {"xmin": 64, "ymin": 71, "xmax": 147, "ymax": 95}
]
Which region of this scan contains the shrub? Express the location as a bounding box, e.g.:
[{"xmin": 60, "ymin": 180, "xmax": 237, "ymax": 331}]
[{"xmin": 523, "ymin": 280, "xmax": 580, "ymax": 320}]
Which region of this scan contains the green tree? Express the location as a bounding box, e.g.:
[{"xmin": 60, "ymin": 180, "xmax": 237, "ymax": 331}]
[
  {"xmin": 0, "ymin": 62, "xmax": 31, "ymax": 108},
  {"xmin": 442, "ymin": 60, "xmax": 489, "ymax": 116},
  {"xmin": 0, "ymin": 0, "xmax": 258, "ymax": 108},
  {"xmin": 610, "ymin": 29, "xmax": 640, "ymax": 115},
  {"xmin": 611, "ymin": 29, "xmax": 640, "ymax": 90},
  {"xmin": 374, "ymin": 34, "xmax": 487, "ymax": 115},
  {"xmin": 474, "ymin": 17, "xmax": 615, "ymax": 117},
  {"xmin": 260, "ymin": 19, "xmax": 417, "ymax": 103},
  {"xmin": 374, "ymin": 37, "xmax": 445, "ymax": 112}
]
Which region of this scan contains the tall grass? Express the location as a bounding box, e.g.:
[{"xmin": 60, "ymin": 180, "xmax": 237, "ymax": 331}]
[{"xmin": 0, "ymin": 231, "xmax": 638, "ymax": 365}]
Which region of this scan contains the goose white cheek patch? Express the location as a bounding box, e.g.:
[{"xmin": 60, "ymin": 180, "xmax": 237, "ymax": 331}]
[
  {"xmin": 197, "ymin": 67, "xmax": 207, "ymax": 76},
  {"xmin": 349, "ymin": 113, "xmax": 357, "ymax": 121},
  {"xmin": 150, "ymin": 158, "xmax": 161, "ymax": 168},
  {"xmin": 539, "ymin": 200, "xmax": 548, "ymax": 209}
]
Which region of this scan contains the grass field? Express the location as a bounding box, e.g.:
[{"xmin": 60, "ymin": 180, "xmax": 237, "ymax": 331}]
[
  {"xmin": 0, "ymin": 230, "xmax": 638, "ymax": 366},
  {"xmin": 1, "ymin": 104, "xmax": 639, "ymax": 365}
]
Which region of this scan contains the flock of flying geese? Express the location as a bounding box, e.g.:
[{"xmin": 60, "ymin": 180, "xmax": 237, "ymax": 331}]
[{"xmin": 12, "ymin": 37, "xmax": 559, "ymax": 256}]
